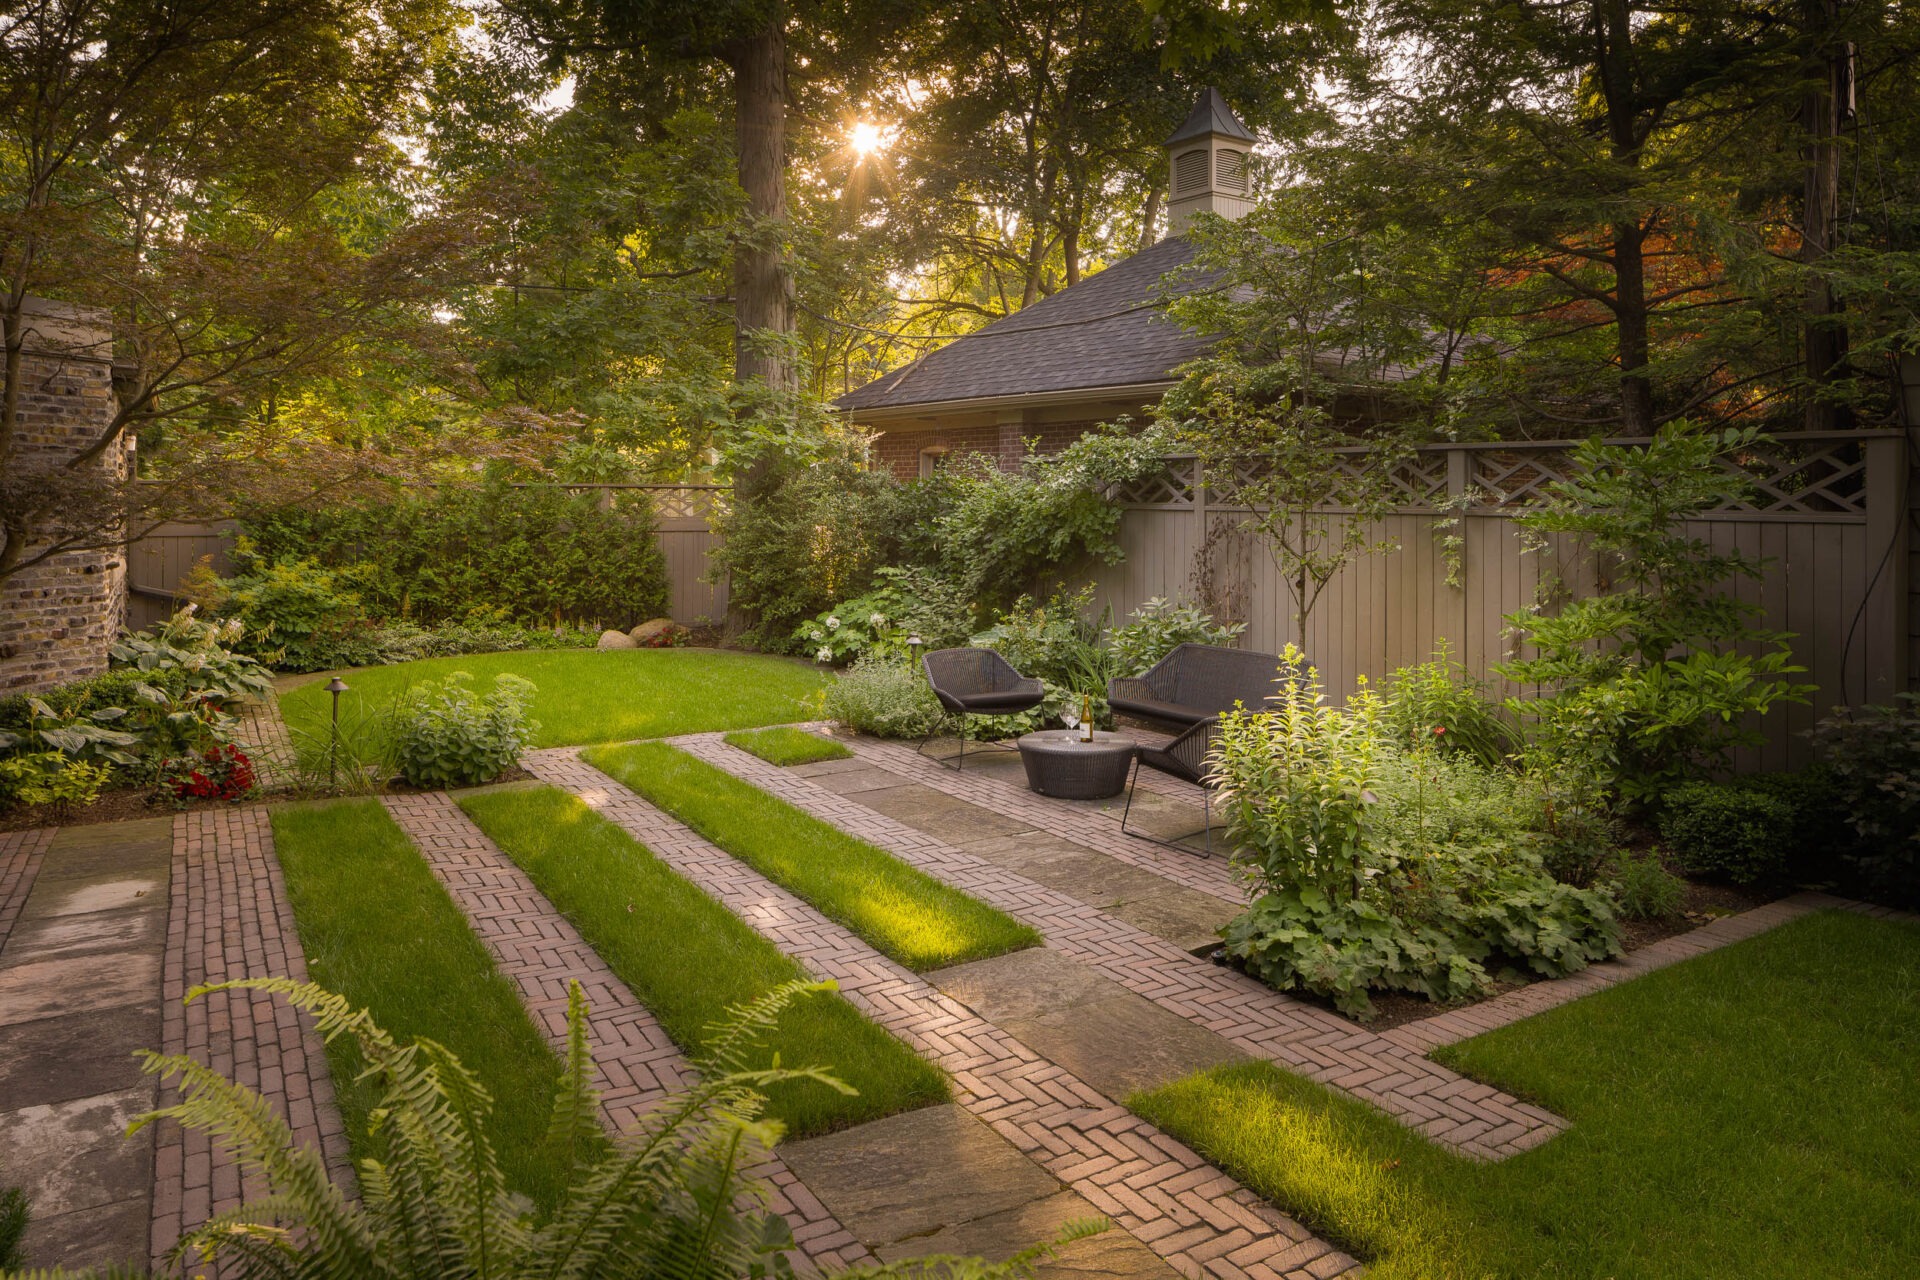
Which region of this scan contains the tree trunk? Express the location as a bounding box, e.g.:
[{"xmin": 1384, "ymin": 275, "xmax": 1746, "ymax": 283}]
[
  {"xmin": 1800, "ymin": 0, "xmax": 1846, "ymax": 430},
  {"xmin": 1137, "ymin": 184, "xmax": 1163, "ymax": 252},
  {"xmin": 727, "ymin": 18, "xmax": 794, "ymax": 396},
  {"xmin": 1062, "ymin": 215, "xmax": 1081, "ymax": 288},
  {"xmin": 1613, "ymin": 220, "xmax": 1654, "ymax": 433},
  {"xmin": 1596, "ymin": 0, "xmax": 1653, "ymax": 433}
]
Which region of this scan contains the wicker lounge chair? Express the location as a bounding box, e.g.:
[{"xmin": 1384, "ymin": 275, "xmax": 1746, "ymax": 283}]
[
  {"xmin": 1119, "ymin": 718, "xmax": 1223, "ymax": 855},
  {"xmin": 1106, "ymin": 643, "xmax": 1282, "ymax": 727},
  {"xmin": 1110, "ymin": 643, "xmax": 1287, "ymax": 856},
  {"xmin": 920, "ymin": 647, "xmax": 1047, "ymax": 770}
]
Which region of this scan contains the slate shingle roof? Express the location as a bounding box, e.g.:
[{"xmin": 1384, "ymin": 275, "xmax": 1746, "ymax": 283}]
[
  {"xmin": 1165, "ymin": 88, "xmax": 1254, "ymax": 146},
  {"xmin": 836, "ymin": 236, "xmax": 1219, "ymax": 413}
]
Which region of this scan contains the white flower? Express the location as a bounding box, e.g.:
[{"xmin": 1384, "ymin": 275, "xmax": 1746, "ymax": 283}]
[
  {"xmin": 868, "ymin": 612, "xmax": 887, "ymax": 629},
  {"xmin": 181, "ymin": 602, "xmax": 198, "ymax": 617},
  {"xmin": 816, "ymin": 646, "xmax": 833, "ymax": 662},
  {"xmin": 825, "ymin": 616, "xmax": 840, "ymax": 630}
]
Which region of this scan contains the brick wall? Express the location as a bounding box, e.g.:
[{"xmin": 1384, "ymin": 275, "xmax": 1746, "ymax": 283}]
[
  {"xmin": 0, "ymin": 300, "xmax": 128, "ymax": 693},
  {"xmin": 869, "ymin": 418, "xmax": 1109, "ymax": 481}
]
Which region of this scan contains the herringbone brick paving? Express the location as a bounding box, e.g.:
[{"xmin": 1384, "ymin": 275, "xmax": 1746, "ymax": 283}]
[
  {"xmin": 525, "ymin": 747, "xmax": 1360, "ymax": 1280},
  {"xmin": 0, "ymin": 826, "xmax": 53, "ymax": 952},
  {"xmin": 153, "ymin": 808, "xmax": 354, "ymax": 1270},
  {"xmin": 376, "ymin": 792, "xmax": 869, "ymax": 1273},
  {"xmin": 678, "ymin": 732, "xmax": 1568, "ymax": 1161}
]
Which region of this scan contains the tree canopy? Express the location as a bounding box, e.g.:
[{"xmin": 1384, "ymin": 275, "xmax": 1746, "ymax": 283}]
[{"xmin": 4, "ymin": 0, "xmax": 1918, "ymax": 589}]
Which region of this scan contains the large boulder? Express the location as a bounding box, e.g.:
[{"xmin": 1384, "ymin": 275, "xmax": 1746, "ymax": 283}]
[
  {"xmin": 629, "ymin": 618, "xmax": 689, "ymax": 648},
  {"xmin": 597, "ymin": 628, "xmax": 638, "ymax": 650}
]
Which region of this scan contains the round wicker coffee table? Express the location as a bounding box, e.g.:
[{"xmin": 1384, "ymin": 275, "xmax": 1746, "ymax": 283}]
[{"xmin": 1015, "ymin": 730, "xmax": 1138, "ymax": 800}]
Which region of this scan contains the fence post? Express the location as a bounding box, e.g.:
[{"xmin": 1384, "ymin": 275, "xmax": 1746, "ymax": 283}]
[
  {"xmin": 1861, "ymin": 432, "xmax": 1911, "ymax": 703},
  {"xmin": 1444, "ymin": 446, "xmax": 1470, "ymax": 650}
]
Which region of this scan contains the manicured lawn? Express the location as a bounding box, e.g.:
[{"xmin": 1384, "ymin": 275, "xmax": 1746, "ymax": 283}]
[
  {"xmin": 584, "ymin": 741, "xmax": 1040, "ymax": 970},
  {"xmin": 278, "ymin": 648, "xmax": 829, "ymax": 761},
  {"xmin": 723, "ymin": 725, "xmax": 852, "ymax": 766},
  {"xmin": 1130, "ymin": 910, "xmax": 1920, "ymax": 1279},
  {"xmin": 458, "ymin": 785, "xmax": 948, "ymax": 1137},
  {"xmin": 271, "ymin": 800, "xmax": 577, "ymax": 1206}
]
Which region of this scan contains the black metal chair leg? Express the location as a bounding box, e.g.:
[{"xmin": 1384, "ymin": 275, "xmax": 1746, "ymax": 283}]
[{"xmin": 1120, "ymin": 757, "xmax": 1142, "ymax": 836}]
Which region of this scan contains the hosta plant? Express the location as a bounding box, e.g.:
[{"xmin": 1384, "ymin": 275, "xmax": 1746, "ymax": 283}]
[{"xmin": 106, "ymin": 977, "xmax": 1078, "ymax": 1280}]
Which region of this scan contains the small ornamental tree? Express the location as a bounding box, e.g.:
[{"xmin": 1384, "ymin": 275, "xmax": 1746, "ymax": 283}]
[{"xmin": 1498, "ymin": 423, "xmax": 1813, "ymax": 805}]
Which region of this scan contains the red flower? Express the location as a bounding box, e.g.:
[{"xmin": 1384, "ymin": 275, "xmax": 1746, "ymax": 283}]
[{"xmin": 1432, "ymin": 725, "xmax": 1447, "ymax": 735}]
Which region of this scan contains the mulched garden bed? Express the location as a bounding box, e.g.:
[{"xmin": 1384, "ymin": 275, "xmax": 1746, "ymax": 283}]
[
  {"xmin": 1, "ymin": 765, "xmax": 538, "ymax": 832},
  {"xmin": 0, "ymin": 785, "xmax": 255, "ymax": 833}
]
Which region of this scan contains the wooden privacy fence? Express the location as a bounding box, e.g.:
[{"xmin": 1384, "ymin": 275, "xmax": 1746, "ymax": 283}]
[
  {"xmin": 1093, "ymin": 430, "xmax": 1915, "ymax": 771},
  {"xmin": 124, "ymin": 484, "xmax": 731, "ymax": 631}
]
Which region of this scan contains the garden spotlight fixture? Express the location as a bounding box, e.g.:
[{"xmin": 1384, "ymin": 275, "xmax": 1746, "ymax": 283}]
[{"xmin": 326, "ymin": 677, "xmax": 348, "ymax": 787}]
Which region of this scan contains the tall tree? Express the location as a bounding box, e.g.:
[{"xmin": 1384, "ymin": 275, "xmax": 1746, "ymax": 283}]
[
  {"xmin": 502, "ymin": 0, "xmax": 916, "ymax": 410},
  {"xmin": 0, "ymin": 0, "xmax": 513, "ymax": 590}
]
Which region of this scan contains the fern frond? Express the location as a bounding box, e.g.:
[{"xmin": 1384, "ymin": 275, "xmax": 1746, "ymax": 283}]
[
  {"xmin": 132, "ymin": 1050, "xmax": 380, "ymax": 1276},
  {"xmin": 544, "ymin": 980, "xmax": 603, "ymax": 1194},
  {"xmin": 697, "ymin": 979, "xmax": 839, "ymax": 1079}
]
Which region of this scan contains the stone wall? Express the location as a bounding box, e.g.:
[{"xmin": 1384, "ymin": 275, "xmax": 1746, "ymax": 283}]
[{"xmin": 0, "ymin": 299, "xmax": 128, "ymax": 693}]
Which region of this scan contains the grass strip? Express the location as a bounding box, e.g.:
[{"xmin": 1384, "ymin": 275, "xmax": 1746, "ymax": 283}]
[
  {"xmin": 722, "ymin": 726, "xmax": 853, "ymax": 766},
  {"xmin": 584, "ymin": 741, "xmax": 1040, "ymax": 971},
  {"xmin": 1131, "ymin": 910, "xmax": 1920, "ymax": 1279},
  {"xmin": 280, "ymin": 648, "xmax": 831, "ymax": 762},
  {"xmin": 458, "ymin": 785, "xmax": 948, "ymax": 1137},
  {"xmin": 271, "ymin": 799, "xmax": 576, "ymax": 1206}
]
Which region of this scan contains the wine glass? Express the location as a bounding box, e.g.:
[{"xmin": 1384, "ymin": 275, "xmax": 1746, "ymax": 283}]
[{"xmin": 1059, "ymin": 705, "xmax": 1080, "ymax": 739}]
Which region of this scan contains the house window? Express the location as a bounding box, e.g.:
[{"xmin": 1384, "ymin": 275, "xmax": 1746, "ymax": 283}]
[
  {"xmin": 1216, "ymin": 148, "xmax": 1246, "ymax": 193},
  {"xmin": 918, "ymin": 445, "xmax": 950, "ymax": 479},
  {"xmin": 1174, "ymin": 147, "xmax": 1208, "ymax": 194}
]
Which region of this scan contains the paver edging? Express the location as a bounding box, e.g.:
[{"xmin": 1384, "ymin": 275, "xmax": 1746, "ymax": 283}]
[
  {"xmin": 0, "ymin": 826, "xmax": 55, "ymax": 954},
  {"xmin": 152, "ymin": 806, "xmax": 354, "ymax": 1268}
]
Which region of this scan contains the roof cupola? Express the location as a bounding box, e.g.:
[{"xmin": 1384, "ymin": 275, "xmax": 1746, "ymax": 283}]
[{"xmin": 1164, "ymin": 88, "xmax": 1255, "ymax": 238}]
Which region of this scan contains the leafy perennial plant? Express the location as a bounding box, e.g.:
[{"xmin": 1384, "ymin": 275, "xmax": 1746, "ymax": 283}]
[
  {"xmin": 1213, "ymin": 649, "xmax": 1620, "ymax": 1019},
  {"xmin": 392, "ymin": 672, "xmax": 537, "ymax": 788}
]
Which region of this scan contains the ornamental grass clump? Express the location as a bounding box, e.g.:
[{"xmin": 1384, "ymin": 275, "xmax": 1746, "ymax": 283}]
[{"xmin": 1213, "ymin": 648, "xmax": 1620, "ymax": 1019}]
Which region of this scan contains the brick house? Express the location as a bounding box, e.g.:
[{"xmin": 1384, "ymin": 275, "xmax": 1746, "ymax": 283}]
[{"xmin": 838, "ymin": 89, "xmax": 1257, "ymax": 480}]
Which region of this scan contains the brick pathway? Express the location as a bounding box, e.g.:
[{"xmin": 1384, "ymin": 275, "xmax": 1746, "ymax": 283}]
[
  {"xmin": 680, "ymin": 732, "xmax": 1568, "ymax": 1161},
  {"xmin": 0, "ymin": 826, "xmax": 54, "ymax": 948},
  {"xmin": 236, "ymin": 697, "xmax": 297, "ymax": 792},
  {"xmin": 374, "ymin": 793, "xmax": 868, "ymax": 1274},
  {"xmin": 527, "ymin": 748, "xmax": 1359, "ymax": 1280},
  {"xmin": 152, "ymin": 807, "xmax": 353, "ymax": 1268}
]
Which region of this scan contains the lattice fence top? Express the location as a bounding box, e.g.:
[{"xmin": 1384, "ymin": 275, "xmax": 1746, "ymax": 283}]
[
  {"xmin": 1111, "ymin": 433, "xmax": 1879, "ymax": 518},
  {"xmin": 639, "ymin": 486, "xmax": 731, "ymax": 523}
]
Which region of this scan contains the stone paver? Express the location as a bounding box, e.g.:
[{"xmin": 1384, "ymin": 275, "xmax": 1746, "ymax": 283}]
[
  {"xmin": 836, "ymin": 733, "xmax": 1250, "ymax": 903},
  {"xmin": 529, "ymin": 747, "xmax": 1359, "ymax": 1280},
  {"xmin": 376, "ymin": 790, "xmax": 868, "ymax": 1273},
  {"xmin": 929, "ymin": 947, "xmax": 1249, "ymax": 1102},
  {"xmin": 680, "ymin": 732, "xmax": 1569, "ymax": 1161},
  {"xmin": 0, "ymin": 820, "xmax": 170, "ymax": 1272},
  {"xmin": 152, "ymin": 807, "xmax": 353, "ymax": 1269},
  {"xmin": 782, "ymin": 1103, "xmax": 1182, "ymax": 1280}
]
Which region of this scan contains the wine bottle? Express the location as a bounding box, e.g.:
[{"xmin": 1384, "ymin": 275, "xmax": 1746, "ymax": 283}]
[{"xmin": 1080, "ymin": 692, "xmax": 1094, "ymax": 742}]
